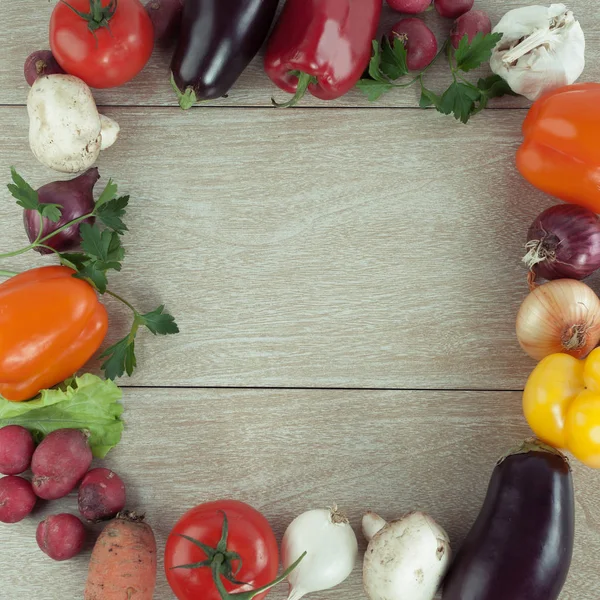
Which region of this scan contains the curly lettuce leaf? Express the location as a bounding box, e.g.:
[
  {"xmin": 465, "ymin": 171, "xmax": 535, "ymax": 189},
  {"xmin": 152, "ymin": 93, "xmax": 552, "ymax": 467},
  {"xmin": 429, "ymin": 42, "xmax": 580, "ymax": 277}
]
[{"xmin": 0, "ymin": 374, "xmax": 124, "ymax": 458}]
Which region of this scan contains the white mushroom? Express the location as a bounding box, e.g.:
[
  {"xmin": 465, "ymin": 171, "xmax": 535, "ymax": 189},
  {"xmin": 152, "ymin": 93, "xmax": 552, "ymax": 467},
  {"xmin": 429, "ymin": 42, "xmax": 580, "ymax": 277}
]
[
  {"xmin": 27, "ymin": 74, "xmax": 120, "ymax": 173},
  {"xmin": 362, "ymin": 511, "xmax": 452, "ymax": 600}
]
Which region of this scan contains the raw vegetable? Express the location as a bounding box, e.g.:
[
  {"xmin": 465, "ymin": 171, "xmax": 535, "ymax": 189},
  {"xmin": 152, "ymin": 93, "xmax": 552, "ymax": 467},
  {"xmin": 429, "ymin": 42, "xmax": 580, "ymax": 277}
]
[
  {"xmin": 0, "ymin": 374, "xmax": 124, "ymax": 458},
  {"xmin": 435, "ymin": 0, "xmax": 473, "ymax": 19},
  {"xmin": 281, "ymin": 506, "xmax": 358, "ymax": 600},
  {"xmin": 523, "ymin": 204, "xmax": 600, "ymax": 282},
  {"xmin": 79, "ymin": 468, "xmax": 126, "ymax": 522},
  {"xmin": 171, "ymin": 0, "xmax": 279, "ymax": 109},
  {"xmin": 390, "ymin": 19, "xmax": 438, "ymax": 71},
  {"xmin": 387, "ymin": 0, "xmax": 432, "ymax": 14},
  {"xmin": 165, "ymin": 500, "xmax": 304, "ymax": 600},
  {"xmin": 85, "ymin": 512, "xmax": 157, "ymax": 600},
  {"xmin": 31, "ymin": 429, "xmax": 92, "ymax": 500},
  {"xmin": 37, "ymin": 514, "xmax": 86, "ymax": 561},
  {"xmin": 1, "ymin": 169, "xmax": 179, "ymax": 382},
  {"xmin": 516, "ymin": 279, "xmax": 600, "ymax": 361},
  {"xmin": 24, "ymin": 51, "xmax": 65, "ymax": 86},
  {"xmin": 27, "ymin": 74, "xmax": 120, "ymax": 173},
  {"xmin": 450, "ymin": 10, "xmax": 492, "ymax": 48},
  {"xmin": 442, "ymin": 440, "xmax": 574, "ymax": 600},
  {"xmin": 358, "ymin": 31, "xmax": 512, "ymax": 123},
  {"xmin": 146, "ymin": 0, "xmax": 183, "ymax": 44},
  {"xmin": 0, "ymin": 426, "xmax": 35, "ymax": 475},
  {"xmin": 0, "ymin": 476, "xmax": 37, "ymax": 523},
  {"xmin": 490, "ymin": 5, "xmax": 585, "ymax": 101},
  {"xmin": 362, "ymin": 511, "xmax": 451, "ymax": 600},
  {"xmin": 265, "ymin": 0, "xmax": 382, "ymax": 108},
  {"xmin": 516, "ymin": 84, "xmax": 600, "ymax": 213},
  {"xmin": 50, "ymin": 0, "xmax": 154, "ymax": 89},
  {"xmin": 23, "ymin": 168, "xmax": 99, "ymax": 254},
  {"xmin": 523, "ymin": 349, "xmax": 600, "ymax": 468},
  {"xmin": 0, "ymin": 266, "xmax": 108, "ymax": 402}
]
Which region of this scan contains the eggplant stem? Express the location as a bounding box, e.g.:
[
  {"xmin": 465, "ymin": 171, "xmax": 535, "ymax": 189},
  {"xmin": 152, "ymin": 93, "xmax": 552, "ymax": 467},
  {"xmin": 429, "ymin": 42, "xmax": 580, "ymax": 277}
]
[
  {"xmin": 272, "ymin": 72, "xmax": 316, "ymax": 109},
  {"xmin": 170, "ymin": 73, "xmax": 198, "ymax": 110},
  {"xmin": 500, "ymin": 438, "xmax": 569, "ymax": 465}
]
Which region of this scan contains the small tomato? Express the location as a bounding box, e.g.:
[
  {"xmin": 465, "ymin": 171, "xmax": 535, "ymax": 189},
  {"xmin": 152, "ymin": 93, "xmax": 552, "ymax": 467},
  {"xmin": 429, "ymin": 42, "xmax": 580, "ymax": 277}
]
[
  {"xmin": 50, "ymin": 0, "xmax": 154, "ymax": 89},
  {"xmin": 164, "ymin": 500, "xmax": 279, "ymax": 600}
]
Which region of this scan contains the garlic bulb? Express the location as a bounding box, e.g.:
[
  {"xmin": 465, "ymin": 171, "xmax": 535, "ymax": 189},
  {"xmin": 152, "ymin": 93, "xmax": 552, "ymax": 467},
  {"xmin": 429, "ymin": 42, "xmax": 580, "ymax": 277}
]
[{"xmin": 490, "ymin": 4, "xmax": 585, "ymax": 101}]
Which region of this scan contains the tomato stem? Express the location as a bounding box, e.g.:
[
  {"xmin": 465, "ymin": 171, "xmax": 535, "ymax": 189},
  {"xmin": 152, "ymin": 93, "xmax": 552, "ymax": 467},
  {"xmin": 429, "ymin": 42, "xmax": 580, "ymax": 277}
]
[{"xmin": 60, "ymin": 0, "xmax": 118, "ymax": 34}]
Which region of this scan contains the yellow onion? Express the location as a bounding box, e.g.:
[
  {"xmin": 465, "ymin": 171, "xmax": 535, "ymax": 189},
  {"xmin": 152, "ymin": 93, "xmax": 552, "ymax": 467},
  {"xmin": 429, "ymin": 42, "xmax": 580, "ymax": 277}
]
[{"xmin": 516, "ymin": 279, "xmax": 600, "ymax": 361}]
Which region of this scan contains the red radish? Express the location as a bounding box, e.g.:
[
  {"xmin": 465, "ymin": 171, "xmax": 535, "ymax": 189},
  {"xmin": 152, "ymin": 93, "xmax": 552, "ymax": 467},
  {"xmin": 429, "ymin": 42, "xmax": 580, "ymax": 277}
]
[
  {"xmin": 79, "ymin": 468, "xmax": 126, "ymax": 522},
  {"xmin": 24, "ymin": 51, "xmax": 65, "ymax": 86},
  {"xmin": 31, "ymin": 429, "xmax": 92, "ymax": 500},
  {"xmin": 37, "ymin": 514, "xmax": 86, "ymax": 561},
  {"xmin": 391, "ymin": 18, "xmax": 438, "ymax": 71},
  {"xmin": 451, "ymin": 10, "xmax": 492, "ymax": 48},
  {"xmin": 0, "ymin": 476, "xmax": 37, "ymax": 523},
  {"xmin": 434, "ymin": 0, "xmax": 474, "ymax": 19},
  {"xmin": 0, "ymin": 426, "xmax": 35, "ymax": 475},
  {"xmin": 387, "ymin": 0, "xmax": 432, "ymax": 14}
]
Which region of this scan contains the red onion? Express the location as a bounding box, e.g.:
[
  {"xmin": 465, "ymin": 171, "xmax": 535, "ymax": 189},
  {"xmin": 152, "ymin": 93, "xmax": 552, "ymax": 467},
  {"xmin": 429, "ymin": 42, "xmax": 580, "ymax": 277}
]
[
  {"xmin": 24, "ymin": 169, "xmax": 99, "ymax": 254},
  {"xmin": 523, "ymin": 204, "xmax": 600, "ymax": 281},
  {"xmin": 24, "ymin": 51, "xmax": 65, "ymax": 86}
]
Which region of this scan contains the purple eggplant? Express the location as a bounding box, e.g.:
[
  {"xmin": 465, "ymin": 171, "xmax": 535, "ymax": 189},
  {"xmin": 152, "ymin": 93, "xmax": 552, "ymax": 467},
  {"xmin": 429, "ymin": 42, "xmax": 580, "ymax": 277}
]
[
  {"xmin": 170, "ymin": 0, "xmax": 279, "ymax": 109},
  {"xmin": 24, "ymin": 168, "xmax": 99, "ymax": 254},
  {"xmin": 442, "ymin": 439, "xmax": 574, "ymax": 600}
]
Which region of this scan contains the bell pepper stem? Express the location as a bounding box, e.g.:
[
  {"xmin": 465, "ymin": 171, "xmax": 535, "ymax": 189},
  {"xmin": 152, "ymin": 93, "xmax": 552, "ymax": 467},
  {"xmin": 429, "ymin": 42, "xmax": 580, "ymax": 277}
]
[
  {"xmin": 0, "ymin": 270, "xmax": 18, "ymax": 278},
  {"xmin": 272, "ymin": 72, "xmax": 317, "ymax": 109}
]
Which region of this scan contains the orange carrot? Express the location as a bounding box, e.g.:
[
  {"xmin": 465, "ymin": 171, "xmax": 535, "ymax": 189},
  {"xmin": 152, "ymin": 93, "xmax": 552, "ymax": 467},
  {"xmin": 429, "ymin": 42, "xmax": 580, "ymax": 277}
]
[{"xmin": 84, "ymin": 511, "xmax": 157, "ymax": 600}]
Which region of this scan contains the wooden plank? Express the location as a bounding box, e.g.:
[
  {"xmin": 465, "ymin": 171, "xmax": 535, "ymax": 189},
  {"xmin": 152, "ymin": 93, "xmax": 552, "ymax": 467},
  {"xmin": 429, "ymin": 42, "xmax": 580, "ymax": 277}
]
[
  {"xmin": 2, "ymin": 0, "xmax": 598, "ymax": 108},
  {"xmin": 0, "ymin": 389, "xmax": 598, "ymax": 599},
  {"xmin": 0, "ymin": 106, "xmax": 573, "ymax": 390}
]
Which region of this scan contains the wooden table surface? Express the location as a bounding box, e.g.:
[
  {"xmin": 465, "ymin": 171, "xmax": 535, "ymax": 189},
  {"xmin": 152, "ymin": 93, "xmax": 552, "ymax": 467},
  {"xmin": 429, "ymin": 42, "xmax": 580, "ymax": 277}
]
[{"xmin": 1, "ymin": 1, "xmax": 600, "ymax": 599}]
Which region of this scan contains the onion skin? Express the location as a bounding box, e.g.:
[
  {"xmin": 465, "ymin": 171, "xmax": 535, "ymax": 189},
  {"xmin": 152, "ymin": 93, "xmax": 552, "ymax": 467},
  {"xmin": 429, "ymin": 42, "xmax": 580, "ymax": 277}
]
[
  {"xmin": 516, "ymin": 279, "xmax": 600, "ymax": 361},
  {"xmin": 23, "ymin": 169, "xmax": 99, "ymax": 254},
  {"xmin": 524, "ymin": 205, "xmax": 600, "ymax": 281}
]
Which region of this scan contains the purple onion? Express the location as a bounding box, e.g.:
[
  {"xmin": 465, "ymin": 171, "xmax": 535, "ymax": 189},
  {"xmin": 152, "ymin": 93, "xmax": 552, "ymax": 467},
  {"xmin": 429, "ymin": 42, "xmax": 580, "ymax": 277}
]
[
  {"xmin": 24, "ymin": 51, "xmax": 65, "ymax": 86},
  {"xmin": 145, "ymin": 0, "xmax": 184, "ymax": 44},
  {"xmin": 524, "ymin": 204, "xmax": 600, "ymax": 281},
  {"xmin": 24, "ymin": 169, "xmax": 99, "ymax": 255}
]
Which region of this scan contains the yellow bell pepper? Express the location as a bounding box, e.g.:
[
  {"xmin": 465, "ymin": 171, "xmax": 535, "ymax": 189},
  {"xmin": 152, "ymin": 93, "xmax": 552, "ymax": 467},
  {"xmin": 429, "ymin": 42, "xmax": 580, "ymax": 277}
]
[{"xmin": 524, "ymin": 348, "xmax": 600, "ymax": 468}]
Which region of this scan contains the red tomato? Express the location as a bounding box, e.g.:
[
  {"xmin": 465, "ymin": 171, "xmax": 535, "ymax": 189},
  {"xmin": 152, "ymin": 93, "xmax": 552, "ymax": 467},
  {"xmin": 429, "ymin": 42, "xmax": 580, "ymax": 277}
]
[
  {"xmin": 165, "ymin": 500, "xmax": 279, "ymax": 600},
  {"xmin": 49, "ymin": 0, "xmax": 154, "ymax": 89}
]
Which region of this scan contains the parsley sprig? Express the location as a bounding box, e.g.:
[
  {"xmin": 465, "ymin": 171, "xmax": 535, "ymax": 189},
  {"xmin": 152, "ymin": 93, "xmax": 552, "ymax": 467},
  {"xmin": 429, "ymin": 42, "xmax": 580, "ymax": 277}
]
[
  {"xmin": 357, "ymin": 32, "xmax": 516, "ymax": 123},
  {"xmin": 1, "ymin": 169, "xmax": 179, "ymax": 381}
]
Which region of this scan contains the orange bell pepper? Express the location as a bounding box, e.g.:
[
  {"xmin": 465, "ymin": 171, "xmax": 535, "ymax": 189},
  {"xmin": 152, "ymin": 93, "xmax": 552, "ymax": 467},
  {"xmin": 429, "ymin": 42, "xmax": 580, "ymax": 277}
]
[
  {"xmin": 516, "ymin": 83, "xmax": 600, "ymax": 213},
  {"xmin": 0, "ymin": 266, "xmax": 108, "ymax": 402}
]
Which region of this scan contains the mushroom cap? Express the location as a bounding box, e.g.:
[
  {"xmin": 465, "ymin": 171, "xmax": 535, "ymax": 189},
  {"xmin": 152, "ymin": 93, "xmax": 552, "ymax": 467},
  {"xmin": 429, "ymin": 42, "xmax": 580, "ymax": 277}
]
[{"xmin": 28, "ymin": 74, "xmax": 102, "ymax": 173}]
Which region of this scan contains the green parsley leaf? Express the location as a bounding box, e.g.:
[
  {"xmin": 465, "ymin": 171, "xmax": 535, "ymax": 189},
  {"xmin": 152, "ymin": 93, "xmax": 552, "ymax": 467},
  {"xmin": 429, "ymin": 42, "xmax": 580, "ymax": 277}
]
[
  {"xmin": 74, "ymin": 262, "xmax": 109, "ymax": 293},
  {"xmin": 139, "ymin": 305, "xmax": 180, "ymax": 335},
  {"xmin": 440, "ymin": 82, "xmax": 482, "ymax": 124},
  {"xmin": 454, "ymin": 32, "xmax": 503, "ymax": 73},
  {"xmin": 100, "ymin": 336, "xmax": 137, "ymax": 380},
  {"xmin": 367, "ymin": 40, "xmax": 389, "ymax": 84},
  {"xmin": 380, "ymin": 36, "xmax": 409, "ymax": 81},
  {"xmin": 95, "ymin": 178, "xmax": 118, "ymax": 208},
  {"xmin": 96, "ymin": 195, "xmax": 129, "ymax": 234},
  {"xmin": 7, "ymin": 168, "xmax": 62, "ymax": 223},
  {"xmin": 477, "ymin": 74, "xmax": 515, "ymax": 98},
  {"xmin": 356, "ymin": 78, "xmax": 394, "ymax": 101},
  {"xmin": 419, "ymin": 84, "xmax": 443, "ymax": 109},
  {"xmin": 59, "ymin": 253, "xmax": 89, "ymax": 271}
]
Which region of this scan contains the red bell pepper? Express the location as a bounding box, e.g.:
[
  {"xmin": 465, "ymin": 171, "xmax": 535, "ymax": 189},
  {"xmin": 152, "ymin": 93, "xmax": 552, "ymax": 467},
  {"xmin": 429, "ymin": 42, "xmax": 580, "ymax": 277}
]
[{"xmin": 265, "ymin": 0, "xmax": 383, "ymax": 107}]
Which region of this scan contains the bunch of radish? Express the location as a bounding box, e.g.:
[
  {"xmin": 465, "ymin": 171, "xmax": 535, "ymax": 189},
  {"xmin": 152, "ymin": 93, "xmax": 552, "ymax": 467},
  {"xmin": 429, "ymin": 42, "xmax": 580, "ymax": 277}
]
[
  {"xmin": 0, "ymin": 425, "xmax": 126, "ymax": 561},
  {"xmin": 386, "ymin": 0, "xmax": 492, "ymax": 70}
]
